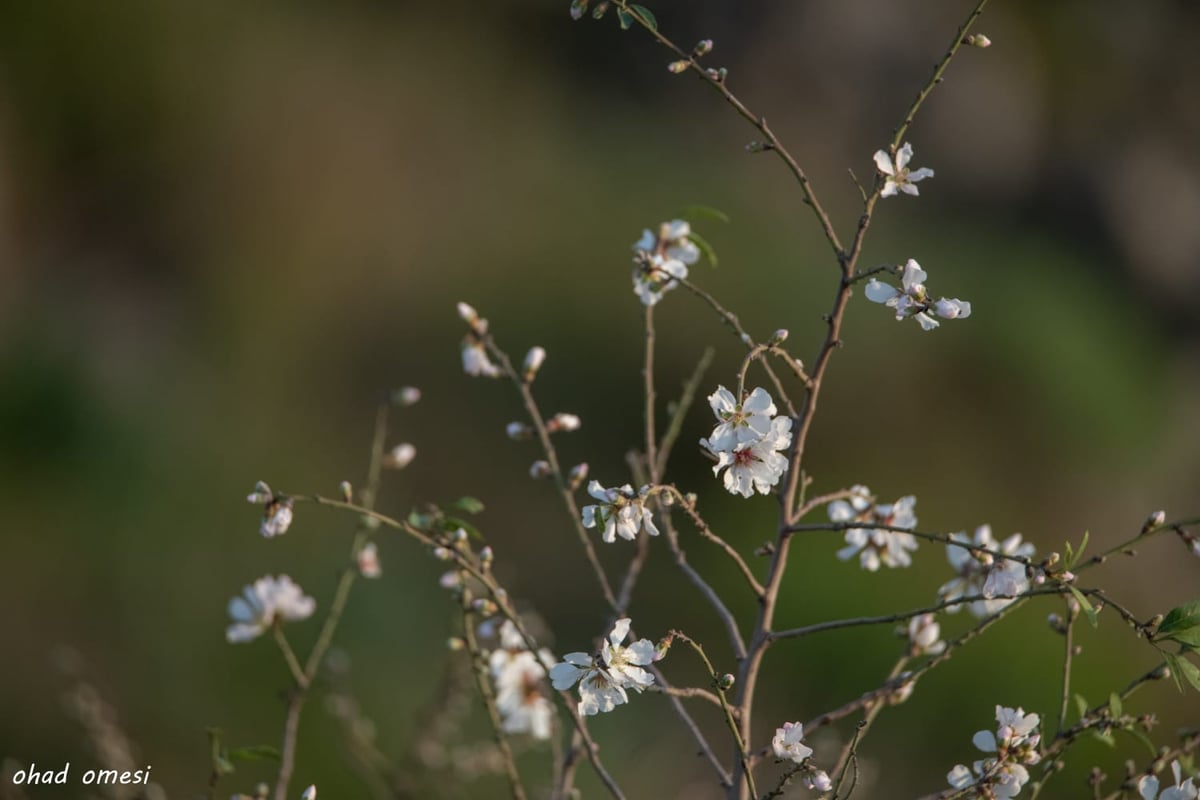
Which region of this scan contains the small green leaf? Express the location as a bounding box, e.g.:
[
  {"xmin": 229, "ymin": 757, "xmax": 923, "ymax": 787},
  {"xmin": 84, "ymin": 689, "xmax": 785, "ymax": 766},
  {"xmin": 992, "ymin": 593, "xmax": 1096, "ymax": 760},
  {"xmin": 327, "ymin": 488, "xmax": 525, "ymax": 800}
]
[
  {"xmin": 1164, "ymin": 653, "xmax": 1187, "ymax": 693},
  {"xmin": 617, "ymin": 9, "xmax": 633, "ymax": 29},
  {"xmin": 1123, "ymin": 727, "xmax": 1159, "ymax": 757},
  {"xmin": 1073, "ymin": 693, "xmax": 1089, "ymax": 719},
  {"xmin": 1068, "ymin": 586, "xmax": 1099, "ymax": 628},
  {"xmin": 1064, "ymin": 540, "xmax": 1074, "ymax": 567},
  {"xmin": 688, "ymin": 230, "xmax": 718, "ymax": 268},
  {"xmin": 1091, "ymin": 730, "xmax": 1116, "ymax": 747},
  {"xmin": 1107, "ymin": 692, "xmax": 1122, "ymax": 718},
  {"xmin": 1154, "ymin": 600, "xmax": 1200, "ymax": 644},
  {"xmin": 592, "ymin": 1, "xmax": 610, "ymax": 20},
  {"xmin": 451, "ymin": 496, "xmax": 486, "ymax": 515},
  {"xmin": 681, "ymin": 205, "xmax": 730, "ymax": 224},
  {"xmin": 1174, "ymin": 654, "xmax": 1200, "ymax": 693},
  {"xmin": 628, "ymin": 4, "xmax": 657, "ymax": 30},
  {"xmin": 214, "ymin": 754, "xmax": 235, "ymax": 776},
  {"xmin": 408, "ymin": 510, "xmax": 433, "ymax": 530},
  {"xmin": 227, "ymin": 745, "xmax": 281, "ymax": 763}
]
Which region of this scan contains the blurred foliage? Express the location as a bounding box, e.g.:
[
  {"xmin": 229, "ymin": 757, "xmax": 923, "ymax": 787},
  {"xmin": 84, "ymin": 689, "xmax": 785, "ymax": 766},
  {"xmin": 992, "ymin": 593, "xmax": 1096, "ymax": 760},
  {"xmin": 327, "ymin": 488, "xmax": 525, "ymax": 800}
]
[{"xmin": 1, "ymin": 0, "xmax": 1198, "ymax": 798}]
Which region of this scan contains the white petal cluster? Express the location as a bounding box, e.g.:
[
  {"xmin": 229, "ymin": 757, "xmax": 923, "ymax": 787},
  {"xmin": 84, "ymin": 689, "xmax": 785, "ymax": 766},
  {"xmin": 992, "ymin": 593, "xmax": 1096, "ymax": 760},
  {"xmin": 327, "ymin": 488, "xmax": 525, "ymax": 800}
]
[
  {"xmin": 939, "ymin": 525, "xmax": 1035, "ymax": 617},
  {"xmin": 874, "ymin": 142, "xmax": 934, "ymax": 197},
  {"xmin": 864, "ymin": 259, "xmax": 971, "ymax": 331},
  {"xmin": 907, "ymin": 613, "xmax": 946, "ymax": 657},
  {"xmin": 1138, "ymin": 761, "xmax": 1199, "ymax": 800},
  {"xmin": 549, "ymin": 618, "xmax": 657, "ymax": 716},
  {"xmin": 225, "ymin": 575, "xmax": 316, "ymax": 643},
  {"xmin": 458, "ymin": 302, "xmax": 501, "ymax": 378},
  {"xmin": 581, "ymin": 481, "xmax": 660, "ymax": 543},
  {"xmin": 247, "ymin": 481, "xmax": 294, "ymax": 538},
  {"xmin": 829, "ymin": 485, "xmax": 919, "ymax": 571},
  {"xmin": 630, "ymin": 219, "xmax": 700, "ymax": 306},
  {"xmin": 947, "ymin": 706, "xmax": 1041, "ymax": 799},
  {"xmin": 700, "ymin": 386, "xmax": 792, "ymax": 498},
  {"xmin": 488, "ymin": 620, "xmax": 555, "ymax": 739},
  {"xmin": 772, "ymin": 721, "xmax": 813, "ymax": 763}
]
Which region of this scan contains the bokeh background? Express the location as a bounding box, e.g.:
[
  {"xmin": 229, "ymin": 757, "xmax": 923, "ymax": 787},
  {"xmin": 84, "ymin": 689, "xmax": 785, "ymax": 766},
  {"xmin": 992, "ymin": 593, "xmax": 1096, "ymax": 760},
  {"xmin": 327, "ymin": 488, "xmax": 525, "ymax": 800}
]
[{"xmin": 2, "ymin": 0, "xmax": 1198, "ymax": 797}]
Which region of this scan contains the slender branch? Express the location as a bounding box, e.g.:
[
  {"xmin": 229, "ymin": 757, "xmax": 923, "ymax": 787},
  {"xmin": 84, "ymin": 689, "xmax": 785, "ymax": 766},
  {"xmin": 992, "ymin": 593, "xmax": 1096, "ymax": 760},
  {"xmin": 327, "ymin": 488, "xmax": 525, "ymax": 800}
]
[
  {"xmin": 653, "ymin": 485, "xmax": 764, "ymax": 598},
  {"xmin": 1056, "ymin": 598, "xmax": 1079, "ymax": 736},
  {"xmin": 272, "ymin": 627, "xmax": 308, "ymax": 689},
  {"xmin": 644, "ymin": 304, "xmax": 659, "ymax": 481},
  {"xmin": 656, "ymin": 346, "xmax": 716, "ymax": 478}
]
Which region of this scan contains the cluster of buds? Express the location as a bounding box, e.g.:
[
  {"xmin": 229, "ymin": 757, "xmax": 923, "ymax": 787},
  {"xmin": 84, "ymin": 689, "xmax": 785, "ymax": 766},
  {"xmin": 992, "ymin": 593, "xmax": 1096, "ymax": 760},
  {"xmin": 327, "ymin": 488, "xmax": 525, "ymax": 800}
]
[{"xmin": 458, "ymin": 302, "xmax": 501, "ymax": 378}]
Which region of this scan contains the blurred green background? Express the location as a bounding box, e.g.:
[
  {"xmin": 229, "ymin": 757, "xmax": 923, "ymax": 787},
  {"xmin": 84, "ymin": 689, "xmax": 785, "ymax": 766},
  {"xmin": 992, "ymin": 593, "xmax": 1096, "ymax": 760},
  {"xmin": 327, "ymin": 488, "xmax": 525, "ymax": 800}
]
[{"xmin": 1, "ymin": 0, "xmax": 1198, "ymax": 797}]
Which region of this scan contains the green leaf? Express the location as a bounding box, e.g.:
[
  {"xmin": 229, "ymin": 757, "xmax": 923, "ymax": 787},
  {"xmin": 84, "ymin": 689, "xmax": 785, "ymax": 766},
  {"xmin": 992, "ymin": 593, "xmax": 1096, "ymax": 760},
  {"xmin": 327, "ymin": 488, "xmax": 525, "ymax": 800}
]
[
  {"xmin": 407, "ymin": 510, "xmax": 433, "ymax": 530},
  {"xmin": 1174, "ymin": 653, "xmax": 1200, "ymax": 693},
  {"xmin": 1107, "ymin": 692, "xmax": 1122, "ymax": 718},
  {"xmin": 681, "ymin": 205, "xmax": 730, "ymax": 224},
  {"xmin": 214, "ymin": 754, "xmax": 235, "ymax": 776},
  {"xmin": 227, "ymin": 745, "xmax": 281, "ymax": 763},
  {"xmin": 1068, "ymin": 586, "xmax": 1099, "ymax": 628},
  {"xmin": 1091, "ymin": 729, "xmax": 1116, "ymax": 747},
  {"xmin": 628, "ymin": 4, "xmax": 657, "ymax": 30},
  {"xmin": 1154, "ymin": 600, "xmax": 1200, "ymax": 645},
  {"xmin": 688, "ymin": 230, "xmax": 718, "ymax": 268},
  {"xmin": 1123, "ymin": 727, "xmax": 1159, "ymax": 757},
  {"xmin": 1164, "ymin": 653, "xmax": 1187, "ymax": 693},
  {"xmin": 451, "ymin": 496, "xmax": 486, "ymax": 515},
  {"xmin": 617, "ymin": 9, "xmax": 633, "ymax": 29},
  {"xmin": 1073, "ymin": 693, "xmax": 1089, "ymax": 719}
]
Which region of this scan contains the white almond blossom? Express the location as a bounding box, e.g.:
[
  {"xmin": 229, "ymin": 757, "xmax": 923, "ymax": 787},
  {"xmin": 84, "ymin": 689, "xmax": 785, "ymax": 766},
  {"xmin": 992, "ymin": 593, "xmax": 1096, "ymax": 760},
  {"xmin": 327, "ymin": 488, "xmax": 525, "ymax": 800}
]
[
  {"xmin": 947, "ymin": 706, "xmax": 1041, "ymax": 799},
  {"xmin": 247, "ymin": 481, "xmax": 294, "ymax": 538},
  {"xmin": 225, "ymin": 575, "xmax": 316, "ymax": 643},
  {"xmin": 702, "ymin": 413, "xmax": 793, "ymax": 498},
  {"xmin": 549, "ymin": 618, "xmax": 656, "ymax": 716},
  {"xmin": 1138, "ymin": 760, "xmax": 1199, "ymax": 800},
  {"xmin": 829, "ymin": 486, "xmax": 919, "ymax": 571},
  {"xmin": 939, "ymin": 525, "xmax": 1035, "ymax": 617},
  {"xmin": 301, "ymin": 786, "xmax": 317, "ymax": 800},
  {"xmin": 864, "ymin": 259, "xmax": 971, "ymax": 331},
  {"xmin": 632, "ymin": 253, "xmax": 688, "ymax": 306},
  {"xmin": 874, "ymin": 142, "xmax": 934, "ymax": 197},
  {"xmin": 489, "ymin": 620, "xmax": 554, "ymax": 740},
  {"xmin": 907, "ymin": 613, "xmax": 946, "ymax": 656},
  {"xmin": 772, "ymin": 721, "xmax": 813, "ymax": 763},
  {"xmin": 632, "ymin": 219, "xmax": 702, "ymax": 265},
  {"xmin": 581, "ymin": 481, "xmax": 660, "ymax": 543},
  {"xmin": 704, "ymin": 386, "xmax": 778, "ymax": 451}
]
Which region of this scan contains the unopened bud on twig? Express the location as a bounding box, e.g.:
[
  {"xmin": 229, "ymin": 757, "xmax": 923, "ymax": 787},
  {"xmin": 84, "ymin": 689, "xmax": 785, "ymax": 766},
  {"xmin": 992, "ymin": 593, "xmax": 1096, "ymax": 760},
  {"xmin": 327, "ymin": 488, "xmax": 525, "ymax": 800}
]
[
  {"xmin": 338, "ymin": 481, "xmax": 353, "ymax": 502},
  {"xmin": 1143, "ymin": 509, "xmax": 1166, "ymax": 534},
  {"xmin": 769, "ymin": 328, "xmax": 789, "ymax": 345},
  {"xmin": 964, "ymin": 33, "xmax": 992, "ymax": 48},
  {"xmin": 530, "ymin": 460, "xmax": 553, "ymax": 479},
  {"xmin": 447, "ymin": 636, "xmax": 466, "ymax": 651},
  {"xmin": 569, "ymin": 0, "xmax": 588, "ymax": 21},
  {"xmin": 568, "ymin": 462, "xmax": 589, "ymax": 490},
  {"xmin": 717, "ymin": 673, "xmax": 735, "ymax": 691},
  {"xmin": 393, "ymin": 386, "xmax": 421, "ymax": 407},
  {"xmin": 668, "ymin": 60, "xmax": 690, "ymax": 74},
  {"xmin": 547, "ymin": 412, "xmax": 582, "ymax": 433},
  {"xmin": 480, "ymin": 546, "xmax": 495, "ymax": 568},
  {"xmin": 693, "ymin": 39, "xmax": 713, "ymax": 57},
  {"xmin": 523, "ymin": 346, "xmax": 546, "ymax": 381},
  {"xmin": 384, "ymin": 443, "xmax": 416, "ymax": 470},
  {"xmin": 506, "ymin": 421, "xmax": 532, "ymax": 440}
]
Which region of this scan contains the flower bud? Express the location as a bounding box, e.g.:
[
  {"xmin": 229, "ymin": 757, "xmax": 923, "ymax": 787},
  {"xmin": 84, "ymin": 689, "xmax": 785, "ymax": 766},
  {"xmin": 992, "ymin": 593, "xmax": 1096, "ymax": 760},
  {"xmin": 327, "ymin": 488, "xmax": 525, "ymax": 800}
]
[
  {"xmin": 667, "ymin": 60, "xmax": 689, "ymax": 74},
  {"xmin": 472, "ymin": 598, "xmax": 498, "ymax": 616},
  {"xmin": 506, "ymin": 421, "xmax": 531, "ymax": 440},
  {"xmin": 338, "ymin": 480, "xmax": 353, "ymax": 502},
  {"xmin": 569, "ymin": 0, "xmax": 588, "ymax": 20},
  {"xmin": 439, "ymin": 570, "xmax": 462, "ymax": 590},
  {"xmin": 568, "ymin": 462, "xmax": 589, "ymax": 490},
  {"xmin": 301, "ymin": 785, "xmax": 317, "ymax": 800},
  {"xmin": 804, "ymin": 770, "xmax": 833, "ymax": 792},
  {"xmin": 530, "ymin": 460, "xmax": 553, "ymax": 479},
  {"xmin": 1143, "ymin": 509, "xmax": 1166, "ymax": 533},
  {"xmin": 247, "ymin": 480, "xmax": 274, "ymax": 505},
  {"xmin": 447, "ymin": 636, "xmax": 466, "ymax": 651},
  {"xmin": 452, "ymin": 527, "xmax": 468, "ymax": 544},
  {"xmin": 591, "ymin": 0, "xmax": 609, "ymax": 18},
  {"xmin": 393, "ymin": 386, "xmax": 421, "ymax": 406},
  {"xmin": 965, "ymin": 33, "xmax": 992, "ymax": 48},
  {"xmin": 693, "ymin": 39, "xmax": 713, "ymax": 57},
  {"xmin": 480, "ymin": 546, "xmax": 495, "ymax": 567},
  {"xmin": 717, "ymin": 673, "xmax": 735, "ymax": 690},
  {"xmin": 769, "ymin": 328, "xmax": 789, "ymax": 344},
  {"xmin": 523, "ymin": 346, "xmax": 547, "ymax": 381},
  {"xmin": 384, "ymin": 443, "xmax": 416, "ymax": 469},
  {"xmin": 548, "ymin": 412, "xmax": 582, "ymax": 432},
  {"xmin": 433, "ymin": 547, "xmax": 453, "ymax": 561},
  {"xmin": 357, "ymin": 542, "xmax": 382, "ymax": 578}
]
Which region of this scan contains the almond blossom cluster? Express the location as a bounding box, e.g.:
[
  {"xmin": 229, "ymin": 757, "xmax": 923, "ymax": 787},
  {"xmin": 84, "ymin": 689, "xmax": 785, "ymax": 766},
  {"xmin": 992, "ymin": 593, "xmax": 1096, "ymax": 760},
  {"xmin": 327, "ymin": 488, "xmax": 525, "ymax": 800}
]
[
  {"xmin": 549, "ymin": 618, "xmax": 658, "ymax": 716},
  {"xmin": 864, "ymin": 259, "xmax": 971, "ymax": 331},
  {"xmin": 946, "ymin": 705, "xmax": 1042, "ymax": 798},
  {"xmin": 488, "ymin": 620, "xmax": 555, "ymax": 739},
  {"xmin": 828, "ymin": 485, "xmax": 919, "ymax": 571},
  {"xmin": 247, "ymin": 481, "xmax": 294, "ymax": 538},
  {"xmin": 699, "ymin": 386, "xmax": 792, "ymax": 498},
  {"xmin": 1138, "ymin": 761, "xmax": 1199, "ymax": 800},
  {"xmin": 939, "ymin": 525, "xmax": 1035, "ymax": 617},
  {"xmin": 771, "ymin": 722, "xmax": 832, "ymax": 791},
  {"xmin": 630, "ymin": 219, "xmax": 700, "ymax": 306},
  {"xmin": 582, "ymin": 481, "xmax": 660, "ymax": 542}
]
